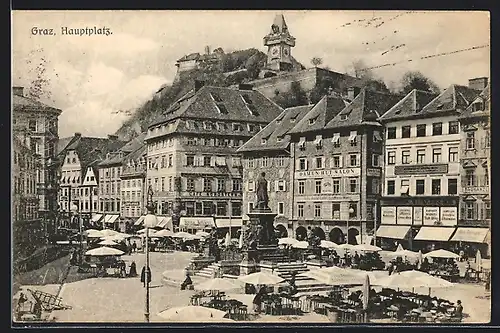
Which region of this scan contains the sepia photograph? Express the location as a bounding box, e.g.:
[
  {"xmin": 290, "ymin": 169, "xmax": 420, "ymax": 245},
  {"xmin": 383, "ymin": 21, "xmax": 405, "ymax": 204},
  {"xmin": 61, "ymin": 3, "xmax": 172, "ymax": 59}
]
[{"xmin": 11, "ymin": 10, "xmax": 491, "ymax": 324}]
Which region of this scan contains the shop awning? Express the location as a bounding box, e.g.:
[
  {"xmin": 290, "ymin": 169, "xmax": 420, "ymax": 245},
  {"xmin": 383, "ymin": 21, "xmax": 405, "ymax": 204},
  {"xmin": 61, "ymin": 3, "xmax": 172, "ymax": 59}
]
[
  {"xmin": 104, "ymin": 214, "xmax": 119, "ymax": 224},
  {"xmin": 414, "ymin": 227, "xmax": 456, "ymax": 242},
  {"xmin": 156, "ymin": 216, "xmax": 173, "ymax": 229},
  {"xmin": 376, "ymin": 225, "xmax": 411, "ymax": 240},
  {"xmin": 91, "ymin": 213, "xmax": 103, "ymax": 222},
  {"xmin": 134, "ymin": 216, "xmax": 145, "ymax": 226},
  {"xmin": 215, "ymin": 218, "xmax": 243, "ymax": 228},
  {"xmin": 179, "ymin": 217, "xmax": 215, "ymax": 229},
  {"xmin": 450, "ymin": 228, "xmax": 490, "ymax": 243}
]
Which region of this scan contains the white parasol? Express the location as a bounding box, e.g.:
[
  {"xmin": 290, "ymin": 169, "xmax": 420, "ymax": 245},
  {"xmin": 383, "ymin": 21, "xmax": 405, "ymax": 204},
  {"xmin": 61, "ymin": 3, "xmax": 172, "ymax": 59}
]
[
  {"xmin": 196, "ymin": 231, "xmax": 210, "ymax": 238},
  {"xmin": 279, "ymin": 237, "xmax": 299, "ymax": 246},
  {"xmin": 238, "ymin": 271, "xmax": 285, "ymax": 285},
  {"xmin": 195, "ymin": 278, "xmax": 244, "ymax": 292},
  {"xmin": 98, "ymin": 239, "xmax": 118, "ymax": 246},
  {"xmin": 424, "ymin": 249, "xmax": 460, "ymax": 259},
  {"xmin": 353, "ymin": 244, "xmax": 382, "ymax": 252},
  {"xmin": 85, "ymin": 246, "xmax": 124, "ymax": 256},
  {"xmin": 172, "ymin": 232, "xmax": 195, "ymax": 239},
  {"xmin": 291, "ymin": 241, "xmax": 309, "ymax": 249},
  {"xmin": 320, "ymin": 240, "xmax": 338, "ymax": 249},
  {"xmin": 372, "ymin": 270, "xmax": 454, "ymax": 289},
  {"xmin": 155, "ymin": 229, "xmax": 174, "ymax": 238}
]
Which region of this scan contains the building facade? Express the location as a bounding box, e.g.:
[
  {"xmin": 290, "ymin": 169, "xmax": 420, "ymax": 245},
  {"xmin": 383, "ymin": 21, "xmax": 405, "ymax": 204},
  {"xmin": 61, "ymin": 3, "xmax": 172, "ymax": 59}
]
[
  {"xmin": 288, "ymin": 90, "xmax": 401, "ymax": 244},
  {"xmin": 238, "ymin": 105, "xmax": 313, "ymax": 237},
  {"xmin": 145, "ymin": 82, "xmax": 283, "ymax": 235},
  {"xmin": 456, "ymin": 79, "xmax": 490, "ymax": 256},
  {"xmin": 13, "ymin": 86, "xmax": 62, "ymax": 235},
  {"xmin": 98, "ymin": 153, "xmax": 124, "ymax": 231},
  {"xmin": 378, "ymin": 85, "xmax": 481, "ymax": 251},
  {"xmin": 13, "ymin": 136, "xmax": 42, "ymax": 259}
]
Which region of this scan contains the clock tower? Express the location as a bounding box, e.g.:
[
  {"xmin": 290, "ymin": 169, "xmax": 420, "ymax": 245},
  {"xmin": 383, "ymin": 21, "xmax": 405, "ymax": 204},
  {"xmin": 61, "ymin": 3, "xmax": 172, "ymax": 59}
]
[{"xmin": 263, "ymin": 14, "xmax": 296, "ymax": 72}]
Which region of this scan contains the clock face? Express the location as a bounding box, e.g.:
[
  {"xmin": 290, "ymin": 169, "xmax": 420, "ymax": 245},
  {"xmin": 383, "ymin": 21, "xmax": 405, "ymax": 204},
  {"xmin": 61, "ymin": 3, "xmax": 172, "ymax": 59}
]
[{"xmin": 271, "ymin": 46, "xmax": 280, "ymax": 57}]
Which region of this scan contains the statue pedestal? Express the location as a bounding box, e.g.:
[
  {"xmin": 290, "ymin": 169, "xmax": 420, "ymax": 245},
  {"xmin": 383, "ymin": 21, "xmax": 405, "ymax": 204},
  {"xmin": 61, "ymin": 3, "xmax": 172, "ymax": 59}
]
[
  {"xmin": 247, "ymin": 209, "xmax": 278, "ymax": 247},
  {"xmin": 239, "ymin": 258, "xmax": 257, "ymax": 276}
]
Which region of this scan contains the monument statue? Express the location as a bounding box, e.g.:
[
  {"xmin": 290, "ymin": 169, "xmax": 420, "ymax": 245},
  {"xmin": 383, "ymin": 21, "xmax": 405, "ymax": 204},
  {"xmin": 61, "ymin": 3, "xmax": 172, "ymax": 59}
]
[{"xmin": 255, "ymin": 172, "xmax": 269, "ymax": 210}]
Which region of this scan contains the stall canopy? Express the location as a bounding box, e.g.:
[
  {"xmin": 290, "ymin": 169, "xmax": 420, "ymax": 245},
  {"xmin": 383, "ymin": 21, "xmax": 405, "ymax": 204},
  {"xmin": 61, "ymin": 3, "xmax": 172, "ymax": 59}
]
[
  {"xmin": 156, "ymin": 216, "xmax": 173, "ymax": 229},
  {"xmin": 134, "ymin": 216, "xmax": 145, "ymax": 226},
  {"xmin": 215, "ymin": 218, "xmax": 243, "ymax": 228},
  {"xmin": 91, "ymin": 214, "xmax": 103, "ymax": 222},
  {"xmin": 414, "ymin": 227, "xmax": 456, "ymax": 242},
  {"xmin": 375, "ymin": 225, "xmax": 411, "ymax": 240},
  {"xmin": 179, "ymin": 217, "xmax": 215, "ymax": 229},
  {"xmin": 104, "ymin": 214, "xmax": 119, "ymax": 224},
  {"xmin": 450, "ymin": 227, "xmax": 490, "ymax": 243}
]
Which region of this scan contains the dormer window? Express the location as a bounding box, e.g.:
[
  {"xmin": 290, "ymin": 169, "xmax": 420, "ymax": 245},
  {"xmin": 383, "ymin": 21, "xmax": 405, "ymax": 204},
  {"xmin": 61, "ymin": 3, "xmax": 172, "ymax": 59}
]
[
  {"xmin": 276, "ymin": 116, "xmax": 284, "ymax": 124},
  {"xmin": 472, "ymin": 101, "xmax": 484, "ymax": 112},
  {"xmin": 394, "ymin": 109, "xmax": 402, "ymax": 115},
  {"xmin": 298, "ymin": 137, "xmax": 306, "ymax": 150},
  {"xmin": 261, "ymin": 138, "xmax": 267, "ymax": 145},
  {"xmin": 214, "ymin": 103, "xmax": 228, "ymax": 114},
  {"xmin": 290, "ymin": 117, "xmax": 297, "ymax": 123},
  {"xmin": 309, "ymin": 117, "xmax": 317, "ymax": 125},
  {"xmin": 340, "ymin": 113, "xmax": 349, "ymax": 121},
  {"xmin": 241, "ymin": 94, "xmax": 259, "ymax": 116},
  {"xmin": 247, "ymin": 123, "xmax": 255, "ymax": 132},
  {"xmin": 241, "ymin": 94, "xmax": 253, "ymax": 105},
  {"xmin": 349, "ymin": 131, "xmax": 357, "ymax": 145},
  {"xmin": 232, "ymin": 123, "xmax": 242, "ymax": 132},
  {"xmin": 314, "ymin": 135, "xmax": 323, "ymax": 148},
  {"xmin": 331, "ymin": 133, "xmax": 341, "ymax": 147},
  {"xmin": 276, "ymin": 136, "xmax": 283, "ymax": 142},
  {"xmin": 210, "ymin": 92, "xmax": 223, "ymax": 103},
  {"xmin": 436, "ymin": 103, "xmax": 444, "ymax": 110}
]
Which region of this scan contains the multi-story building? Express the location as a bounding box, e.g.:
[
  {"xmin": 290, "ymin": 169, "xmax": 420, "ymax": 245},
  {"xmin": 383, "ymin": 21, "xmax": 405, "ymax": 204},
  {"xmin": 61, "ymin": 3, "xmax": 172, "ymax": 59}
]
[
  {"xmin": 145, "ymin": 82, "xmax": 283, "ymax": 235},
  {"xmin": 13, "ymin": 136, "xmax": 42, "ymax": 259},
  {"xmin": 12, "ymin": 86, "xmax": 62, "ymax": 235},
  {"xmin": 378, "ymin": 84, "xmax": 481, "ymax": 251},
  {"xmin": 455, "ymin": 78, "xmax": 490, "ymax": 256},
  {"xmin": 56, "ymin": 133, "xmax": 125, "ymax": 229},
  {"xmin": 238, "ymin": 104, "xmax": 313, "ymax": 238},
  {"xmin": 120, "ymin": 141, "xmax": 148, "ymax": 233},
  {"xmin": 288, "ymin": 89, "xmax": 401, "ymax": 244}
]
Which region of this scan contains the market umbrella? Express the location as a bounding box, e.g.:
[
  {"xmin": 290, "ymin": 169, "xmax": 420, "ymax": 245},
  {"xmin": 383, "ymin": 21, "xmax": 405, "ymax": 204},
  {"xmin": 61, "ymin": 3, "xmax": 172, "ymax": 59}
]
[
  {"xmin": 387, "ymin": 249, "xmax": 419, "ymax": 259},
  {"xmin": 196, "ymin": 231, "xmax": 210, "ymax": 238},
  {"xmin": 372, "ymin": 270, "xmax": 453, "ymax": 289},
  {"xmin": 157, "ymin": 306, "xmax": 228, "ymax": 321},
  {"xmin": 98, "ymin": 239, "xmax": 118, "ymax": 246},
  {"xmin": 99, "ymin": 229, "xmax": 120, "ymax": 237},
  {"xmin": 84, "ymin": 229, "xmax": 101, "ymax": 236},
  {"xmin": 292, "ymin": 241, "xmax": 309, "ymax": 249},
  {"xmin": 279, "ymin": 237, "xmax": 299, "ymax": 246},
  {"xmin": 172, "ymin": 232, "xmax": 194, "ymax": 239},
  {"xmin": 353, "ymin": 244, "xmax": 382, "ymax": 252},
  {"xmin": 362, "ymin": 274, "xmax": 370, "ymax": 311},
  {"xmin": 238, "ymin": 271, "xmax": 285, "ymax": 285},
  {"xmin": 238, "ymin": 231, "xmax": 244, "ymax": 249},
  {"xmin": 224, "ymin": 232, "xmax": 231, "ymax": 246},
  {"xmin": 195, "ymin": 278, "xmax": 244, "ymax": 292},
  {"xmin": 85, "ymin": 246, "xmax": 124, "ymax": 256},
  {"xmin": 424, "ymin": 249, "xmax": 460, "ymax": 259},
  {"xmin": 155, "ymin": 229, "xmax": 174, "ymax": 238},
  {"xmin": 396, "ymin": 243, "xmax": 404, "ymax": 252},
  {"xmin": 320, "ymin": 240, "xmax": 338, "ymax": 249},
  {"xmin": 476, "ymin": 249, "xmax": 482, "ymax": 272},
  {"xmin": 304, "ymin": 266, "xmax": 366, "ymax": 286},
  {"xmin": 337, "ymin": 243, "xmax": 356, "ymax": 252}
]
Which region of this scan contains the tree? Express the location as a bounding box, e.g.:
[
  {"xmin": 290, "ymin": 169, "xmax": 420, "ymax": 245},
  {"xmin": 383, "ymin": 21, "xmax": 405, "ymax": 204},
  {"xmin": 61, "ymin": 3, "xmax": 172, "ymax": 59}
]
[
  {"xmin": 399, "ymin": 71, "xmax": 441, "ymax": 95},
  {"xmin": 273, "ymin": 81, "xmax": 308, "ymax": 108},
  {"xmin": 363, "ymin": 78, "xmax": 390, "ymax": 93},
  {"xmin": 350, "ymin": 59, "xmax": 373, "ymax": 80},
  {"xmin": 26, "ymin": 48, "xmax": 53, "ymax": 102},
  {"xmin": 311, "ymin": 57, "xmax": 323, "ymax": 67},
  {"xmin": 309, "ymin": 77, "xmax": 338, "ymax": 104}
]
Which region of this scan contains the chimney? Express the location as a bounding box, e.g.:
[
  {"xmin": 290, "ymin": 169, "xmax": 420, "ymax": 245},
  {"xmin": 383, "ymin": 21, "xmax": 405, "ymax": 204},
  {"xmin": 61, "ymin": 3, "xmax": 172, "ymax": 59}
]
[
  {"xmin": 74, "ymin": 132, "xmax": 82, "ymax": 137},
  {"xmin": 238, "ymin": 83, "xmax": 254, "ymax": 91},
  {"xmin": 347, "ymin": 86, "xmax": 361, "ymax": 101},
  {"xmin": 194, "ymin": 80, "xmax": 205, "ymax": 92},
  {"xmin": 205, "ymin": 45, "xmax": 210, "ymax": 55},
  {"xmin": 468, "ymin": 77, "xmax": 488, "ymax": 91},
  {"xmin": 13, "ymin": 86, "xmax": 24, "ymax": 97},
  {"xmin": 108, "ymin": 134, "xmax": 118, "ymax": 141}
]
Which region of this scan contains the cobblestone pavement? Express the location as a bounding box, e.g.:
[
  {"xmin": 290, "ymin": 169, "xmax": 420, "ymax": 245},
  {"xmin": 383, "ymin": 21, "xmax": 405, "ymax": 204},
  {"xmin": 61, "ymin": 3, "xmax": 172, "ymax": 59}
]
[{"xmin": 47, "ymin": 251, "xmax": 490, "ymax": 323}]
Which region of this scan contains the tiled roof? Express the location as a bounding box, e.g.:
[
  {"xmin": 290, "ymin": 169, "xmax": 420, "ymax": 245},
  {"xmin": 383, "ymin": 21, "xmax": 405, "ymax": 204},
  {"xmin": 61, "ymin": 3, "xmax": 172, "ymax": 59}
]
[
  {"xmin": 13, "ymin": 94, "xmax": 61, "ymax": 113},
  {"xmin": 177, "ymin": 52, "xmax": 201, "ymax": 62},
  {"xmin": 99, "ymin": 132, "xmax": 146, "ymax": 166},
  {"xmin": 288, "ymin": 95, "xmax": 348, "ymax": 134},
  {"xmin": 237, "ymin": 105, "xmax": 312, "ymax": 153},
  {"xmin": 325, "ymin": 89, "xmax": 402, "ymax": 129},
  {"xmin": 379, "ymin": 89, "xmax": 438, "ymax": 121},
  {"xmin": 460, "ymin": 84, "xmax": 490, "ymax": 120},
  {"xmin": 57, "ymin": 137, "xmax": 75, "ymax": 155},
  {"xmin": 149, "ymin": 85, "xmax": 284, "ymax": 130},
  {"xmin": 418, "ymin": 85, "xmax": 481, "ymax": 114}
]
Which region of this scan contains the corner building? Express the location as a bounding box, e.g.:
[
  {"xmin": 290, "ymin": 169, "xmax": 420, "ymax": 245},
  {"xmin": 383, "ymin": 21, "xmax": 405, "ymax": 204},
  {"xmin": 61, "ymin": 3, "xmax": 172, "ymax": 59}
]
[{"xmin": 379, "ymin": 84, "xmax": 481, "ymax": 251}]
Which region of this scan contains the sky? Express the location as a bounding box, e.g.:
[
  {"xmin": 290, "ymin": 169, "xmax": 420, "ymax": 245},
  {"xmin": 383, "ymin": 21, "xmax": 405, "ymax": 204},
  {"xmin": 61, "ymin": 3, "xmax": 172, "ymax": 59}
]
[{"xmin": 12, "ymin": 10, "xmax": 490, "ymax": 138}]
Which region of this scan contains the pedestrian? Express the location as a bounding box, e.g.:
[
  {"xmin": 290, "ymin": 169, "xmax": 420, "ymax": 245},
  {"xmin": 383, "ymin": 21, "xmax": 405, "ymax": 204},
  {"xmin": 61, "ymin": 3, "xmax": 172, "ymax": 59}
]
[
  {"xmin": 180, "ymin": 272, "xmax": 193, "ymax": 290},
  {"xmin": 453, "ymin": 300, "xmax": 463, "ymax": 320},
  {"xmin": 387, "ymin": 261, "xmax": 393, "ymax": 276},
  {"xmin": 485, "ymin": 271, "xmax": 491, "ymax": 292},
  {"xmin": 129, "ymin": 261, "xmax": 137, "ymax": 277},
  {"xmin": 140, "ymin": 266, "xmax": 151, "ymax": 287}
]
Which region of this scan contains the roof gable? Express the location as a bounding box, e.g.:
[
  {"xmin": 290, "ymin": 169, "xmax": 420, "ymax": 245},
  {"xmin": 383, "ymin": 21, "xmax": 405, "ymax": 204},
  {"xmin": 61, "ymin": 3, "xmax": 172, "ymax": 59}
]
[
  {"xmin": 419, "ymin": 85, "xmax": 481, "ymax": 115},
  {"xmin": 288, "ymin": 95, "xmax": 347, "ymax": 134},
  {"xmin": 379, "ymin": 89, "xmax": 438, "ymax": 121}
]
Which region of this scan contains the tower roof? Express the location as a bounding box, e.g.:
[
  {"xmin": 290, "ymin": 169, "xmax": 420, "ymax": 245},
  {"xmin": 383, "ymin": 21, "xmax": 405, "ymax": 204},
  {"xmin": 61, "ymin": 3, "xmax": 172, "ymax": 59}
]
[{"xmin": 270, "ymin": 14, "xmax": 289, "ymax": 34}]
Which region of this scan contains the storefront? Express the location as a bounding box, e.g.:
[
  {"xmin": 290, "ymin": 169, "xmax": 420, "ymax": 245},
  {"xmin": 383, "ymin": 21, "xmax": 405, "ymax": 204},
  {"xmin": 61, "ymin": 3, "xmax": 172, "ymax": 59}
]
[
  {"xmin": 215, "ymin": 218, "xmax": 243, "ymax": 238},
  {"xmin": 103, "ymin": 214, "xmax": 120, "ymax": 231},
  {"xmin": 179, "ymin": 217, "xmax": 215, "ymax": 234},
  {"xmin": 450, "ymin": 227, "xmax": 490, "ymax": 258},
  {"xmin": 378, "ymin": 196, "xmax": 459, "ymax": 251}
]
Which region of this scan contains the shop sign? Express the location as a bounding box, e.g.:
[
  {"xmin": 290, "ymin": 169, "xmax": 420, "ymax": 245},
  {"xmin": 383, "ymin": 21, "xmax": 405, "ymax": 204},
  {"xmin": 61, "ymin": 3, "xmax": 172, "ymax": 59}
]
[
  {"xmin": 396, "ymin": 206, "xmax": 413, "ymax": 225},
  {"xmin": 381, "ymin": 207, "xmax": 396, "ymax": 224},
  {"xmin": 440, "ymin": 207, "xmax": 458, "ymax": 226},
  {"xmin": 366, "ymin": 168, "xmax": 381, "ymax": 177},
  {"xmin": 394, "ymin": 164, "xmax": 448, "ymax": 175},
  {"xmin": 423, "ymin": 207, "xmax": 440, "ymax": 225},
  {"xmin": 413, "ymin": 207, "xmax": 423, "ymax": 225},
  {"xmin": 295, "ymin": 168, "xmax": 360, "ymax": 179}
]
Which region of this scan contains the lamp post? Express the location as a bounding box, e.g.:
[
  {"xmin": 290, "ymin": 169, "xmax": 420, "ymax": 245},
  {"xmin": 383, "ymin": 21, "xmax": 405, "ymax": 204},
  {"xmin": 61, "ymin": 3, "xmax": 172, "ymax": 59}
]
[
  {"xmin": 347, "ymin": 207, "xmax": 355, "ymax": 244},
  {"xmin": 142, "ymin": 186, "xmax": 156, "ymax": 323}
]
